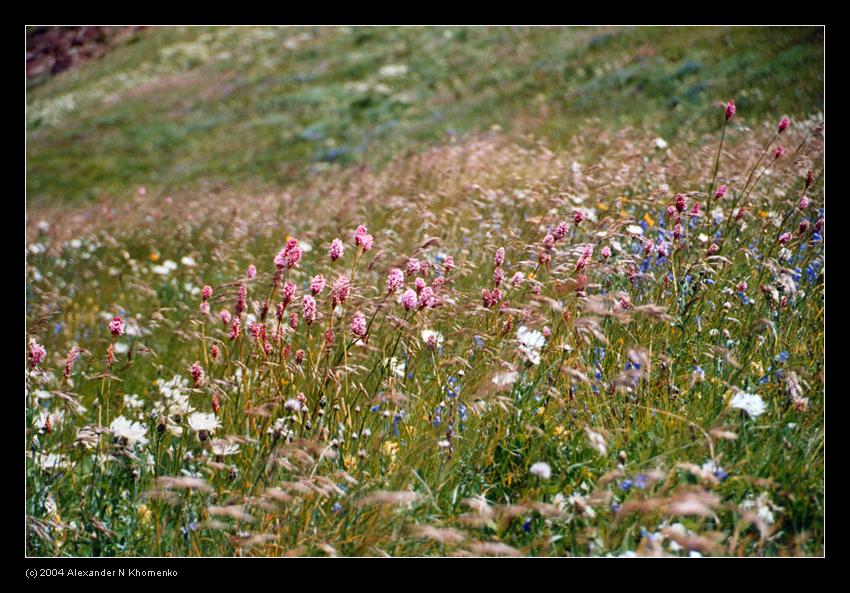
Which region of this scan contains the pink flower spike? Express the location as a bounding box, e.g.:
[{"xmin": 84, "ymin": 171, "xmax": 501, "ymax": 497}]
[
  {"xmin": 220, "ymin": 309, "xmax": 231, "ymax": 326},
  {"xmin": 386, "ymin": 268, "xmax": 405, "ymax": 294},
  {"xmin": 444, "ymin": 256, "xmax": 455, "ymax": 273},
  {"xmin": 714, "ymin": 185, "xmax": 727, "ymax": 199},
  {"xmin": 191, "ymin": 361, "xmax": 204, "ymax": 388},
  {"xmin": 354, "ymin": 225, "xmax": 368, "ymax": 245},
  {"xmin": 725, "ymin": 100, "xmax": 736, "ymax": 120},
  {"xmin": 302, "ymin": 295, "xmax": 317, "ymax": 325},
  {"xmin": 494, "ymin": 247, "xmax": 505, "ymax": 267},
  {"xmin": 235, "ymin": 284, "xmax": 247, "ymax": 316},
  {"xmin": 246, "ymin": 265, "xmax": 257, "ymax": 279},
  {"xmin": 406, "ymin": 258, "xmax": 421, "ymax": 276},
  {"xmin": 774, "ymin": 146, "xmax": 785, "ymax": 160},
  {"xmin": 28, "ymin": 338, "xmax": 46, "ymax": 368},
  {"xmin": 351, "ymin": 311, "xmax": 367, "ymax": 338},
  {"xmin": 329, "ymin": 238, "xmax": 344, "ymax": 262},
  {"xmin": 109, "ymin": 315, "xmax": 125, "ymax": 337},
  {"xmin": 415, "ymin": 277, "xmax": 427, "ymax": 293},
  {"xmin": 401, "ymin": 288, "xmax": 418, "ymax": 311},
  {"xmin": 675, "ymin": 193, "xmax": 686, "ymax": 213},
  {"xmin": 778, "ymin": 232, "xmax": 792, "ymax": 244},
  {"xmin": 418, "ymin": 287, "xmax": 435, "ymax": 309},
  {"xmin": 573, "ymin": 210, "xmax": 585, "ymax": 225},
  {"xmin": 798, "ymin": 195, "xmax": 810, "ymax": 210},
  {"xmin": 360, "ymin": 234, "xmax": 374, "ymax": 252},
  {"xmin": 310, "ymin": 274, "xmax": 326, "ymax": 296},
  {"xmin": 601, "ymin": 246, "xmax": 612, "ymax": 259},
  {"xmin": 707, "ymin": 243, "xmax": 720, "ymax": 256},
  {"xmin": 778, "ymin": 116, "xmax": 790, "ymax": 133},
  {"xmin": 201, "ymin": 285, "xmax": 213, "ymax": 301},
  {"xmin": 282, "ymin": 281, "xmax": 296, "ymax": 307}
]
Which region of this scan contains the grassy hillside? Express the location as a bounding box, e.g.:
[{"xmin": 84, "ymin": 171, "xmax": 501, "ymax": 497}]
[{"xmin": 26, "ymin": 26, "xmax": 823, "ymax": 207}]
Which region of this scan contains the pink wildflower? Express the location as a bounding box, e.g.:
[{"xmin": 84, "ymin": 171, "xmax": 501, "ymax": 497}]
[
  {"xmin": 601, "ymin": 246, "xmax": 612, "ymax": 259},
  {"xmin": 202, "ymin": 285, "xmax": 213, "ymax": 301},
  {"xmin": 295, "ymin": 349, "xmax": 305, "ymax": 365},
  {"xmin": 675, "ymin": 193, "xmax": 686, "ymax": 212},
  {"xmin": 798, "ymin": 220, "xmax": 810, "ymax": 234},
  {"xmin": 354, "ymin": 225, "xmax": 368, "ymax": 246},
  {"xmin": 289, "ymin": 312, "xmax": 298, "ymax": 330},
  {"xmin": 220, "ymin": 309, "xmax": 232, "ymax": 326},
  {"xmin": 332, "ymin": 275, "xmax": 350, "ymax": 306},
  {"xmin": 351, "ymin": 311, "xmax": 367, "ymax": 338},
  {"xmin": 493, "ymin": 267, "xmax": 505, "ymax": 287},
  {"xmin": 246, "ymin": 265, "xmax": 257, "ymax": 279},
  {"xmin": 444, "ymin": 256, "xmax": 455, "ymax": 273},
  {"xmin": 798, "ymin": 195, "xmax": 810, "ymax": 210},
  {"xmin": 63, "ymin": 346, "xmax": 80, "ymax": 379},
  {"xmin": 725, "ymin": 100, "xmax": 736, "ymax": 120},
  {"xmin": 715, "ymin": 185, "xmax": 727, "ymax": 199},
  {"xmin": 302, "ymin": 295, "xmax": 317, "ymax": 325},
  {"xmin": 279, "ymin": 281, "xmax": 296, "ymax": 308},
  {"xmin": 511, "ymin": 272, "xmax": 523, "ymax": 286},
  {"xmin": 28, "ymin": 338, "xmax": 46, "ymax": 368},
  {"xmin": 329, "ymin": 238, "xmax": 344, "ymax": 262},
  {"xmin": 543, "ymin": 233, "xmax": 555, "ymax": 248},
  {"xmin": 575, "ymin": 245, "xmax": 593, "ymax": 271},
  {"xmin": 573, "ymin": 210, "xmax": 585, "ymax": 225},
  {"xmin": 494, "ymin": 247, "xmax": 505, "ymax": 267},
  {"xmin": 401, "ymin": 288, "xmax": 418, "ymax": 311},
  {"xmin": 415, "ymin": 277, "xmax": 427, "ymax": 293},
  {"xmin": 778, "ymin": 232, "xmax": 792, "ymax": 244},
  {"xmin": 778, "ymin": 116, "xmax": 790, "ymax": 133},
  {"xmin": 419, "ymin": 287, "xmax": 435, "ymax": 309},
  {"xmin": 774, "ymin": 146, "xmax": 785, "ymax": 160},
  {"xmin": 311, "ymin": 274, "xmax": 326, "ymax": 296},
  {"xmin": 210, "ymin": 344, "xmax": 220, "ymax": 360},
  {"xmin": 191, "ymin": 362, "xmax": 204, "ymax": 388},
  {"xmin": 109, "ymin": 315, "xmax": 125, "ymax": 337},
  {"xmin": 229, "ymin": 317, "xmax": 240, "ymax": 340},
  {"xmin": 554, "ymin": 221, "xmax": 569, "ymax": 241},
  {"xmin": 407, "ymin": 258, "xmax": 421, "ymax": 276},
  {"xmin": 707, "ymin": 243, "xmax": 720, "ymax": 255},
  {"xmin": 235, "ymin": 284, "xmax": 247, "ymax": 316},
  {"xmin": 386, "ymin": 268, "xmax": 405, "ymax": 293}
]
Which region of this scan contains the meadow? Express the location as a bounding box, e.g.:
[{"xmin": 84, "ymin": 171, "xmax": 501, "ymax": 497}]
[{"xmin": 25, "ymin": 26, "xmax": 824, "ymax": 557}]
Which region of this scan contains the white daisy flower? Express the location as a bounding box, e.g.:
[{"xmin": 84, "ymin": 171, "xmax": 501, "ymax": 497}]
[
  {"xmin": 729, "ymin": 392, "xmax": 767, "ymax": 418},
  {"xmin": 187, "ymin": 412, "xmax": 221, "ymax": 440},
  {"xmin": 109, "ymin": 416, "xmax": 149, "ymax": 447},
  {"xmin": 530, "ymin": 461, "xmax": 552, "ymax": 479},
  {"xmin": 210, "ymin": 439, "xmax": 240, "ymax": 458},
  {"xmin": 421, "ymin": 329, "xmax": 445, "ymax": 347},
  {"xmin": 517, "ymin": 326, "xmax": 546, "ymax": 365}
]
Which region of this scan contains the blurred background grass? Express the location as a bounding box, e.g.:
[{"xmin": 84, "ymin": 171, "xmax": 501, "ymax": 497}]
[{"xmin": 26, "ymin": 26, "xmax": 824, "ymax": 207}]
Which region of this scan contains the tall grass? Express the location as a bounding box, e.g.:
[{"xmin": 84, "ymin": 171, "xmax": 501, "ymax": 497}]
[{"xmin": 26, "ymin": 105, "xmax": 824, "ymax": 556}]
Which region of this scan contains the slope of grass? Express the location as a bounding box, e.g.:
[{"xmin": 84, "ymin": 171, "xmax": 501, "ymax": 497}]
[{"xmin": 26, "ymin": 26, "xmax": 823, "ymax": 207}]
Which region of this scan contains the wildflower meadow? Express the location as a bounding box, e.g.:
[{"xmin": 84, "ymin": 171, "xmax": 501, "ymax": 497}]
[{"xmin": 25, "ymin": 26, "xmax": 825, "ymax": 558}]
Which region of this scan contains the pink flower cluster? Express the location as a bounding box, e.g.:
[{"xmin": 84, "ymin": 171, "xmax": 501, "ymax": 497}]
[
  {"xmin": 354, "ymin": 225, "xmax": 374, "ymax": 251},
  {"xmin": 274, "ymin": 238, "xmax": 303, "ymax": 270},
  {"xmin": 191, "ymin": 361, "xmax": 204, "ymax": 388},
  {"xmin": 386, "ymin": 268, "xmax": 405, "ymax": 293},
  {"xmin": 109, "ymin": 315, "xmax": 125, "ymax": 337},
  {"xmin": 329, "ymin": 238, "xmax": 344, "ymax": 262},
  {"xmin": 29, "ymin": 338, "xmax": 46, "ymax": 368},
  {"xmin": 351, "ymin": 311, "xmax": 367, "ymax": 338}
]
